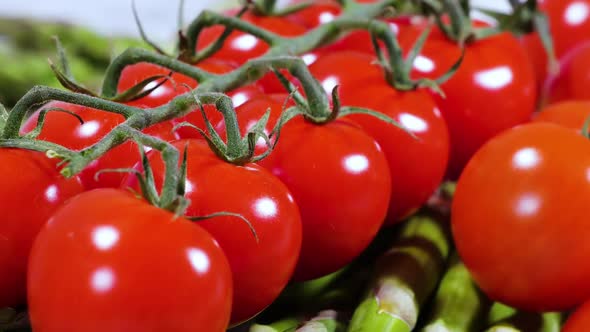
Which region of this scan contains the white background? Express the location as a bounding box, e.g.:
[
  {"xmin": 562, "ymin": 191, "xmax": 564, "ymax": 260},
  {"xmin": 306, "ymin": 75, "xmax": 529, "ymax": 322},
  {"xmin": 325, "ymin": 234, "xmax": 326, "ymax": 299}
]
[{"xmin": 0, "ymin": 0, "xmax": 509, "ymax": 43}]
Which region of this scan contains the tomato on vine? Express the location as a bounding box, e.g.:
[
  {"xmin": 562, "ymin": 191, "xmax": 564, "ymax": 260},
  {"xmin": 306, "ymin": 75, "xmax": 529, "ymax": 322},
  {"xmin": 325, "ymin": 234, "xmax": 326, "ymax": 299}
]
[
  {"xmin": 452, "ymin": 123, "xmax": 590, "ymax": 311},
  {"xmin": 563, "ymin": 300, "xmax": 590, "ymax": 332},
  {"xmin": 542, "ymin": 42, "xmax": 590, "ymax": 104},
  {"xmin": 533, "ymin": 100, "xmax": 590, "ymax": 133},
  {"xmin": 123, "ymin": 139, "xmax": 302, "ymax": 324},
  {"xmin": 28, "ymin": 189, "xmax": 232, "ymax": 332},
  {"xmin": 0, "ymin": 149, "xmax": 83, "ymax": 308}
]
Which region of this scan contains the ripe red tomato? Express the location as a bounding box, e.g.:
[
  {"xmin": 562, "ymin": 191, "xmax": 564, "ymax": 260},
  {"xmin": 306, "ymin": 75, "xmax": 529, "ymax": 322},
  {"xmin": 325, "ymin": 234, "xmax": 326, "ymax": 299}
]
[
  {"xmin": 123, "ymin": 139, "xmax": 302, "ymax": 324},
  {"xmin": 21, "ymin": 101, "xmax": 177, "ymax": 189},
  {"xmin": 522, "ymin": 0, "xmax": 590, "ymax": 88},
  {"xmin": 452, "ymin": 123, "xmax": 590, "ymax": 311},
  {"xmin": 0, "ymin": 149, "xmax": 83, "ymax": 308},
  {"xmin": 286, "ymin": 2, "xmax": 342, "ymax": 29},
  {"xmin": 396, "ymin": 21, "xmax": 536, "ymax": 179},
  {"xmin": 543, "ymin": 42, "xmax": 590, "ymax": 104},
  {"xmin": 196, "ymin": 12, "xmax": 306, "ymax": 66},
  {"xmin": 533, "ymin": 100, "xmax": 590, "ymax": 133},
  {"xmin": 117, "ymin": 62, "xmax": 263, "ymax": 138},
  {"xmin": 309, "ymin": 51, "xmax": 449, "ymax": 223},
  {"xmin": 28, "ymin": 189, "xmax": 232, "ymax": 332},
  {"xmin": 219, "ymin": 98, "xmax": 391, "ymax": 280},
  {"xmin": 563, "ymin": 300, "xmax": 590, "ymax": 331}
]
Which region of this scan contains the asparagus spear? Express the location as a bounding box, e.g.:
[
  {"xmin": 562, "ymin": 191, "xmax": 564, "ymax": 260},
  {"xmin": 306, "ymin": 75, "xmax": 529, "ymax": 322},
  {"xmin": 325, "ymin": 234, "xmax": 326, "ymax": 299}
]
[
  {"xmin": 250, "ymin": 317, "xmax": 301, "ymax": 332},
  {"xmin": 485, "ymin": 311, "xmax": 562, "ymax": 332},
  {"xmin": 250, "ymin": 311, "xmax": 346, "ymax": 332},
  {"xmin": 348, "ymin": 208, "xmax": 452, "ymax": 332},
  {"xmin": 418, "ymin": 254, "xmax": 491, "ymax": 332}
]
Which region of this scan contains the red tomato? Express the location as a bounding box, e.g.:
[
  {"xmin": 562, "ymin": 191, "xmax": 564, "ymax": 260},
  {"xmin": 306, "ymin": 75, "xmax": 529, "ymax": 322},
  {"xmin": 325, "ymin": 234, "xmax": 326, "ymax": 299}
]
[
  {"xmin": 543, "ymin": 41, "xmax": 590, "ymax": 104},
  {"xmin": 452, "ymin": 123, "xmax": 590, "ymax": 311},
  {"xmin": 123, "ymin": 140, "xmax": 302, "ymax": 324},
  {"xmin": 196, "ymin": 12, "xmax": 306, "ymax": 66},
  {"xmin": 522, "ymin": 0, "xmax": 590, "ymax": 88},
  {"xmin": 117, "ymin": 62, "xmax": 262, "ymax": 138},
  {"xmin": 286, "ymin": 2, "xmax": 342, "ymax": 29},
  {"xmin": 28, "ymin": 189, "xmax": 232, "ymax": 332},
  {"xmin": 21, "ymin": 101, "xmax": 177, "ymax": 189},
  {"xmin": 309, "ymin": 52, "xmax": 449, "ymax": 223},
  {"xmin": 0, "ymin": 149, "xmax": 82, "ymax": 308},
  {"xmin": 563, "ymin": 300, "xmax": 590, "ymax": 331},
  {"xmin": 533, "ymin": 100, "xmax": 590, "ymax": 133},
  {"xmin": 219, "ymin": 99, "xmax": 391, "ymax": 280},
  {"xmin": 396, "ymin": 21, "xmax": 536, "ymax": 179}
]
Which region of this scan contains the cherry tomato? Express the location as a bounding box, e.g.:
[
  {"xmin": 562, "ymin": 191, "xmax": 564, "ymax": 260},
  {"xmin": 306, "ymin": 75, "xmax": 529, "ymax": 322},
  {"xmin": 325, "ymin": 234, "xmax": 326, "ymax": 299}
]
[
  {"xmin": 28, "ymin": 189, "xmax": 232, "ymax": 332},
  {"xmin": 533, "ymin": 100, "xmax": 590, "ymax": 134},
  {"xmin": 522, "ymin": 0, "xmax": 590, "ymax": 88},
  {"xmin": 396, "ymin": 21, "xmax": 536, "ymax": 179},
  {"xmin": 196, "ymin": 12, "xmax": 306, "ymax": 66},
  {"xmin": 309, "ymin": 51, "xmax": 449, "ymax": 223},
  {"xmin": 117, "ymin": 62, "xmax": 263, "ymax": 138},
  {"xmin": 286, "ymin": 2, "xmax": 342, "ymax": 29},
  {"xmin": 563, "ymin": 300, "xmax": 590, "ymax": 332},
  {"xmin": 123, "ymin": 140, "xmax": 302, "ymax": 324},
  {"xmin": 543, "ymin": 41, "xmax": 590, "ymax": 104},
  {"xmin": 0, "ymin": 149, "xmax": 82, "ymax": 308},
  {"xmin": 21, "ymin": 101, "xmax": 177, "ymax": 189},
  {"xmin": 219, "ymin": 99, "xmax": 391, "ymax": 280},
  {"xmin": 452, "ymin": 123, "xmax": 590, "ymax": 311}
]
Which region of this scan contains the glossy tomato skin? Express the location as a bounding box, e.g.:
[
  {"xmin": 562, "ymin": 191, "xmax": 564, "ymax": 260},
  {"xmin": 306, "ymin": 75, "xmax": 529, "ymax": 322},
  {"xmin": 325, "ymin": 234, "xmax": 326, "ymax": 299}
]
[
  {"xmin": 310, "ymin": 51, "xmax": 449, "ymax": 223},
  {"xmin": 563, "ymin": 300, "xmax": 590, "ymax": 331},
  {"xmin": 28, "ymin": 189, "xmax": 232, "ymax": 332},
  {"xmin": 452, "ymin": 123, "xmax": 590, "ymax": 311},
  {"xmin": 543, "ymin": 42, "xmax": 590, "ymax": 104},
  {"xmin": 286, "ymin": 2, "xmax": 342, "ymax": 29},
  {"xmin": 522, "ymin": 0, "xmax": 590, "ymax": 87},
  {"xmin": 533, "ymin": 100, "xmax": 590, "ymax": 133},
  {"xmin": 397, "ymin": 22, "xmax": 536, "ymax": 179},
  {"xmin": 260, "ymin": 117, "xmax": 391, "ymax": 281},
  {"xmin": 0, "ymin": 149, "xmax": 83, "ymax": 308},
  {"xmin": 123, "ymin": 140, "xmax": 302, "ymax": 324},
  {"xmin": 196, "ymin": 12, "xmax": 306, "ymax": 66},
  {"xmin": 21, "ymin": 101, "xmax": 177, "ymax": 189}
]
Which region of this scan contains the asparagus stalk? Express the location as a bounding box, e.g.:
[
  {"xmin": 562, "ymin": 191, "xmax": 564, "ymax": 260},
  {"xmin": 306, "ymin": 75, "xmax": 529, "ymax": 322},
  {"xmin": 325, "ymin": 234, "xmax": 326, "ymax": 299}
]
[
  {"xmin": 250, "ymin": 317, "xmax": 301, "ymax": 332},
  {"xmin": 348, "ymin": 208, "xmax": 452, "ymax": 332},
  {"xmin": 485, "ymin": 310, "xmax": 562, "ymax": 332},
  {"xmin": 250, "ymin": 311, "xmax": 346, "ymax": 332},
  {"xmin": 418, "ymin": 254, "xmax": 491, "ymax": 332}
]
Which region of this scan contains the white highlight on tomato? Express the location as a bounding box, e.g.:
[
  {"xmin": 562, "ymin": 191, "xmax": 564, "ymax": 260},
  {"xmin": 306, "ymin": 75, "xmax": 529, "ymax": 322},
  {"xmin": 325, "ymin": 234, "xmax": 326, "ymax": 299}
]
[
  {"xmin": 44, "ymin": 185, "xmax": 58, "ymax": 203},
  {"xmin": 399, "ymin": 113, "xmax": 428, "ymax": 133},
  {"xmin": 232, "ymin": 92, "xmax": 249, "ymax": 107},
  {"xmin": 185, "ymin": 180, "xmax": 195, "ymax": 194},
  {"xmin": 565, "ymin": 1, "xmax": 590, "ymax": 26},
  {"xmin": 413, "ymin": 55, "xmax": 435, "ymax": 73},
  {"xmin": 343, "ymin": 154, "xmax": 369, "ymax": 174},
  {"xmin": 302, "ymin": 53, "xmax": 318, "ymax": 66},
  {"xmin": 319, "ymin": 12, "xmax": 336, "ymax": 24},
  {"xmin": 474, "ymin": 66, "xmax": 513, "ymax": 90},
  {"xmin": 77, "ymin": 120, "xmax": 100, "ymax": 138},
  {"xmin": 143, "ymin": 80, "xmax": 169, "ymax": 98},
  {"xmin": 187, "ymin": 248, "xmax": 210, "ymax": 275},
  {"xmin": 513, "ymin": 147, "xmax": 541, "ymax": 170},
  {"xmin": 91, "ymin": 267, "xmax": 115, "ymax": 293},
  {"xmin": 515, "ymin": 193, "xmax": 541, "ymax": 217},
  {"xmin": 254, "ymin": 197, "xmax": 278, "ymax": 218},
  {"xmin": 321, "ymin": 76, "xmax": 340, "ymax": 94},
  {"xmin": 92, "ymin": 226, "xmax": 120, "ymax": 251},
  {"xmin": 232, "ymin": 34, "xmax": 258, "ymax": 51}
]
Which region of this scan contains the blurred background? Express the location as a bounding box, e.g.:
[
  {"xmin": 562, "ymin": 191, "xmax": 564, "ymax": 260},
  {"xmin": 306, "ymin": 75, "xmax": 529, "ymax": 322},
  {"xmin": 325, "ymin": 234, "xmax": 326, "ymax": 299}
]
[{"xmin": 0, "ymin": 0, "xmax": 508, "ymax": 106}]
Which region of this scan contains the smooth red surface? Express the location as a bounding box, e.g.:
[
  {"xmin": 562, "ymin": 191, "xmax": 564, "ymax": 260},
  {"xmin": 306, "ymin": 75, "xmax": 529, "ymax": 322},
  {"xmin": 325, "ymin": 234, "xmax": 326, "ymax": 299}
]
[
  {"xmin": 522, "ymin": 0, "xmax": 590, "ymax": 88},
  {"xmin": 396, "ymin": 21, "xmax": 536, "ymax": 179},
  {"xmin": 21, "ymin": 101, "xmax": 178, "ymax": 189},
  {"xmin": 260, "ymin": 116, "xmax": 391, "ymax": 280},
  {"xmin": 0, "ymin": 149, "xmax": 82, "ymax": 308},
  {"xmin": 309, "ymin": 51, "xmax": 449, "ymax": 223},
  {"xmin": 453, "ymin": 123, "xmax": 590, "ymax": 311},
  {"xmin": 543, "ymin": 42, "xmax": 590, "ymax": 104},
  {"xmin": 564, "ymin": 300, "xmax": 590, "ymax": 331},
  {"xmin": 28, "ymin": 189, "xmax": 232, "ymax": 332},
  {"xmin": 286, "ymin": 2, "xmax": 342, "ymax": 29},
  {"xmin": 124, "ymin": 140, "xmax": 302, "ymax": 324},
  {"xmin": 533, "ymin": 100, "xmax": 590, "ymax": 134}
]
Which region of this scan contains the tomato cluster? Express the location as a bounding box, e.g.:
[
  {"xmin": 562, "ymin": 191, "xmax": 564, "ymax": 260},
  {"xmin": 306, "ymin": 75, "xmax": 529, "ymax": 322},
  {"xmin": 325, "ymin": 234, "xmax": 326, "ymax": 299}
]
[{"xmin": 4, "ymin": 0, "xmax": 590, "ymax": 330}]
